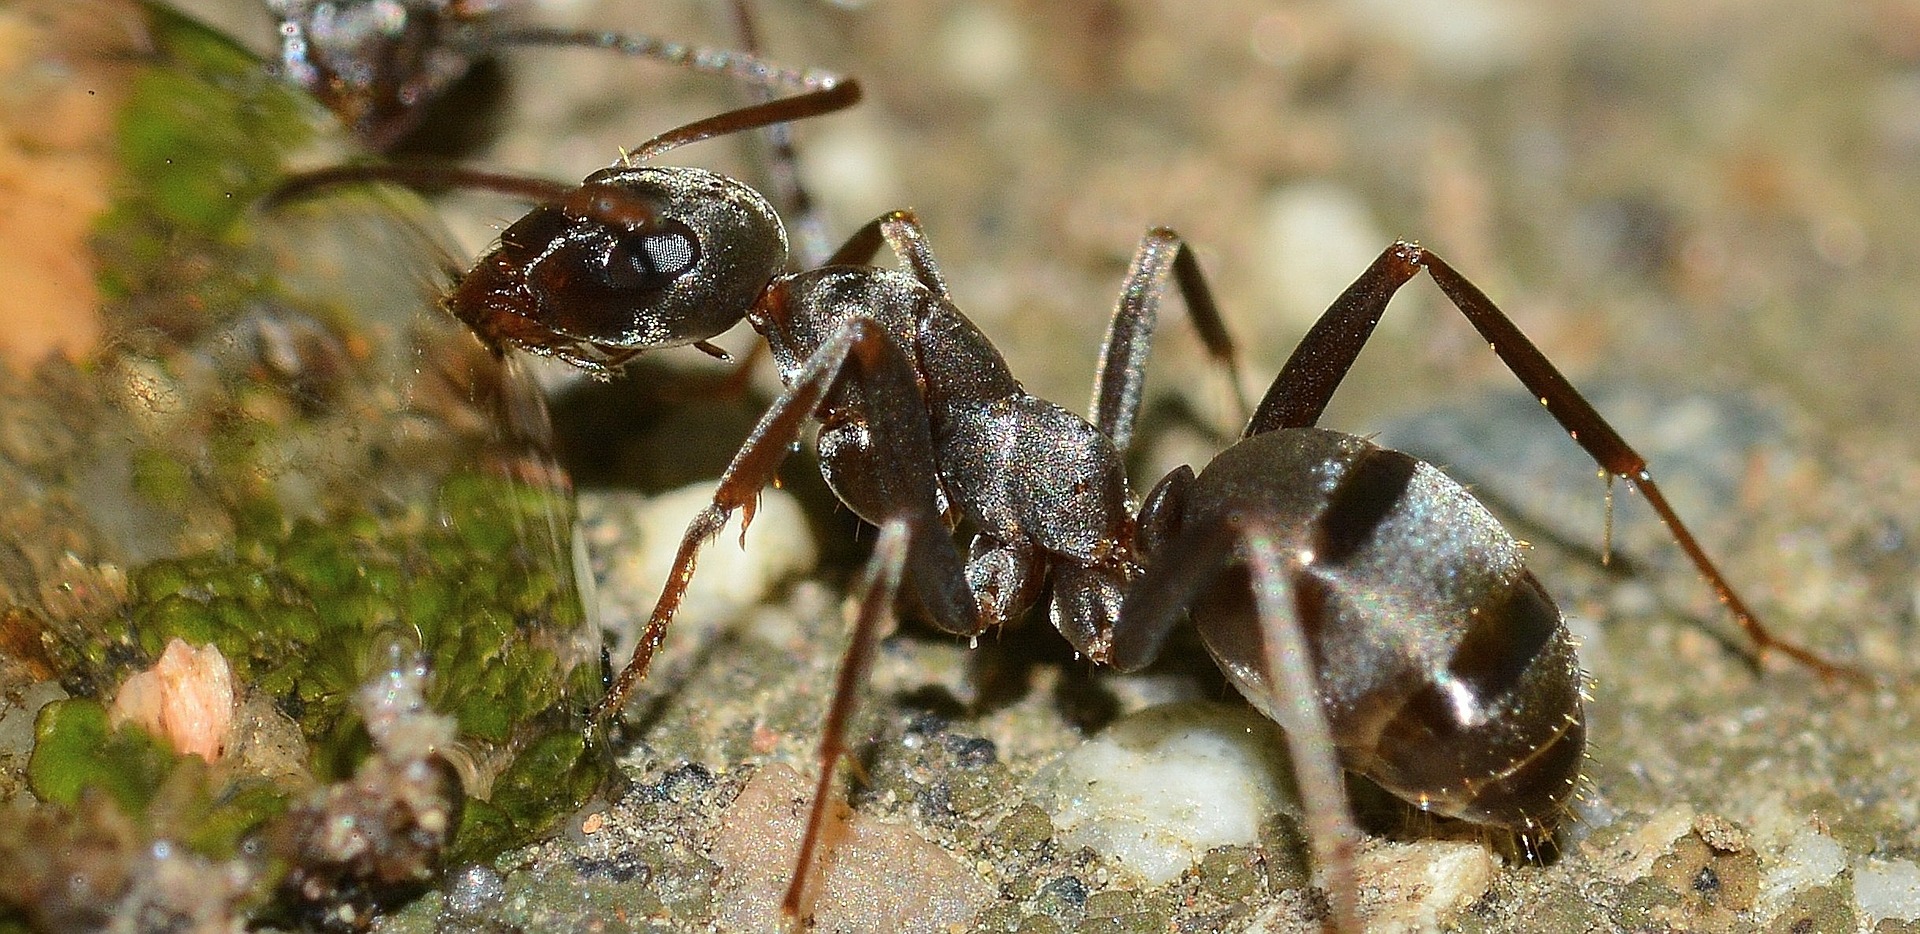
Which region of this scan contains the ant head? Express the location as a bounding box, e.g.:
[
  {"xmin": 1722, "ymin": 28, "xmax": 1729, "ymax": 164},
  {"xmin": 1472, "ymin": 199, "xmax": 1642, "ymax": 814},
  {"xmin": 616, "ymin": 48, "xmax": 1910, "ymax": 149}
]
[
  {"xmin": 273, "ymin": 0, "xmax": 479, "ymax": 151},
  {"xmin": 447, "ymin": 165, "xmax": 787, "ymax": 373}
]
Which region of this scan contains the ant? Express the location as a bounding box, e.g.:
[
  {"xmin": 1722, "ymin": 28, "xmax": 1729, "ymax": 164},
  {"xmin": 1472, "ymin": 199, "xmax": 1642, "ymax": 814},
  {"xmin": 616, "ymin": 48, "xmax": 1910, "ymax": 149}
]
[
  {"xmin": 276, "ymin": 79, "xmax": 1861, "ymax": 931},
  {"xmin": 267, "ymin": 0, "xmax": 837, "ymax": 259}
]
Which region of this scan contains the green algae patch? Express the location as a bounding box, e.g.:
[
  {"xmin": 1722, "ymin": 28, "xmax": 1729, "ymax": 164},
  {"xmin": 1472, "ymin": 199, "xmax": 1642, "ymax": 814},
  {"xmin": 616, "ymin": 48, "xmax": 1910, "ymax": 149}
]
[
  {"xmin": 0, "ymin": 1, "xmax": 608, "ymax": 927},
  {"xmin": 120, "ymin": 471, "xmax": 593, "ymax": 766},
  {"xmin": 26, "ymin": 698, "xmax": 293, "ymax": 861},
  {"xmin": 112, "ymin": 8, "xmax": 317, "ymax": 237},
  {"xmin": 92, "ymin": 3, "xmax": 330, "ymax": 330},
  {"xmin": 26, "ymin": 698, "xmax": 175, "ymax": 817}
]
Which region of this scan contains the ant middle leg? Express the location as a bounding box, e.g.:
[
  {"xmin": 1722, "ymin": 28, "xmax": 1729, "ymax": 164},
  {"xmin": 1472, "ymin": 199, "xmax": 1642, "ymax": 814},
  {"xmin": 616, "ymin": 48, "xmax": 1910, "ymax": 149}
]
[
  {"xmin": 781, "ymin": 517, "xmax": 910, "ymax": 922},
  {"xmin": 1110, "ymin": 515, "xmax": 1364, "ymax": 933},
  {"xmin": 826, "ymin": 217, "xmax": 1252, "ymax": 453},
  {"xmin": 1248, "ymin": 241, "xmax": 1858, "ymax": 680},
  {"xmin": 1090, "ymin": 227, "xmax": 1249, "ymax": 454}
]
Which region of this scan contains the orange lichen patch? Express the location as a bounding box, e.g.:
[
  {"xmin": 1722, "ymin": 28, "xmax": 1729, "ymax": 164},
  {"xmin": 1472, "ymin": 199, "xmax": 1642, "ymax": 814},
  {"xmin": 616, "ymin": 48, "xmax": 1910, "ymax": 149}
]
[
  {"xmin": 0, "ymin": 607, "xmax": 57, "ymax": 681},
  {"xmin": 109, "ymin": 638, "xmax": 236, "ymax": 763},
  {"xmin": 0, "ymin": 2, "xmax": 128, "ymax": 371},
  {"xmin": 711, "ymin": 763, "xmax": 992, "ymax": 933}
]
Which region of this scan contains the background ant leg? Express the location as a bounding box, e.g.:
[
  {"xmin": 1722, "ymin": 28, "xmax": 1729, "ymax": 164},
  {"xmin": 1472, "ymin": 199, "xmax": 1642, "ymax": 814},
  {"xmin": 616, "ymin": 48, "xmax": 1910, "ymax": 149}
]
[
  {"xmin": 272, "ymin": 82, "xmax": 862, "ymax": 208},
  {"xmin": 1090, "ymin": 227, "xmax": 1248, "ymax": 455},
  {"xmin": 487, "ymin": 14, "xmax": 845, "ymax": 100},
  {"xmin": 1110, "ymin": 515, "xmax": 1363, "ymax": 933},
  {"xmin": 595, "ymin": 317, "xmax": 984, "ymax": 722},
  {"xmin": 1247, "ymin": 241, "xmax": 1856, "ymax": 680},
  {"xmin": 782, "ymin": 518, "xmax": 910, "ymax": 923},
  {"xmin": 721, "ymin": 0, "xmax": 834, "ymax": 267}
]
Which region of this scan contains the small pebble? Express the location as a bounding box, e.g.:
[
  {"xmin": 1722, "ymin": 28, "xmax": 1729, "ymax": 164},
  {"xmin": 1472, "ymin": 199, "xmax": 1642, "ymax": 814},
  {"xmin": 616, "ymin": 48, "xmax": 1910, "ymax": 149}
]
[{"xmin": 1037, "ymin": 702, "xmax": 1296, "ymax": 886}]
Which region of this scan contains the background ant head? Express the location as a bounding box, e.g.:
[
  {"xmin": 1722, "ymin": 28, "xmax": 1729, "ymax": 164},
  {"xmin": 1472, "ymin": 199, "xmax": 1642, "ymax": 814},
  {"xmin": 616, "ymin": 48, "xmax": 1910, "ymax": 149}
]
[
  {"xmin": 271, "ymin": 0, "xmax": 487, "ymax": 152},
  {"xmin": 447, "ymin": 165, "xmax": 787, "ymax": 371}
]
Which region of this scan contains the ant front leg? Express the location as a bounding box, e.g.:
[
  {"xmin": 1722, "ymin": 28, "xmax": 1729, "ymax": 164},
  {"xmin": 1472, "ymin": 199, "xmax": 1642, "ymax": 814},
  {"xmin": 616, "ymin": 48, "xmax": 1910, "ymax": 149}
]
[
  {"xmin": 594, "ymin": 316, "xmax": 982, "ymax": 723},
  {"xmin": 1250, "ymin": 241, "xmax": 1858, "ymax": 681}
]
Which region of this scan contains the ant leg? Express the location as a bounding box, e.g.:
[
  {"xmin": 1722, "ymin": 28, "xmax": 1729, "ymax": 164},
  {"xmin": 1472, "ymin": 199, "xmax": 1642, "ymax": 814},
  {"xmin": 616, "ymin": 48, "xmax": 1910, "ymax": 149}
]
[
  {"xmin": 834, "ymin": 215, "xmax": 1253, "ymax": 430},
  {"xmin": 721, "ymin": 0, "xmax": 834, "ymax": 267},
  {"xmin": 782, "ymin": 518, "xmax": 910, "ymax": 922},
  {"xmin": 1244, "ymin": 244, "xmax": 1421, "ymax": 436},
  {"xmin": 1242, "ymin": 528, "xmax": 1364, "ymax": 934},
  {"xmin": 1248, "ymin": 240, "xmax": 1858, "ymax": 680},
  {"xmin": 487, "ymin": 22, "xmax": 844, "ymax": 99},
  {"xmin": 623, "ymin": 81, "xmax": 860, "ymax": 165},
  {"xmin": 595, "ymin": 316, "xmax": 981, "ymax": 722},
  {"xmin": 827, "ymin": 218, "xmax": 1249, "ymax": 454},
  {"xmin": 1111, "ymin": 514, "xmax": 1363, "ymax": 933},
  {"xmin": 1090, "ymin": 228, "xmax": 1248, "ymax": 455},
  {"xmin": 270, "ymin": 79, "xmax": 858, "ymax": 211},
  {"xmin": 1414, "ymin": 249, "xmax": 1861, "ymax": 681},
  {"xmin": 828, "ymin": 209, "xmax": 953, "ymax": 298},
  {"xmin": 821, "ymin": 212, "xmax": 891, "ymax": 268}
]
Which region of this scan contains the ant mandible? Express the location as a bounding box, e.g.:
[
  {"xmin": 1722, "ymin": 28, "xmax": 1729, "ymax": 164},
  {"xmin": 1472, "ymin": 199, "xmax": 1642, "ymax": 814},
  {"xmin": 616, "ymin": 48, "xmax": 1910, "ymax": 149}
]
[{"xmin": 280, "ymin": 80, "xmax": 1859, "ymax": 930}]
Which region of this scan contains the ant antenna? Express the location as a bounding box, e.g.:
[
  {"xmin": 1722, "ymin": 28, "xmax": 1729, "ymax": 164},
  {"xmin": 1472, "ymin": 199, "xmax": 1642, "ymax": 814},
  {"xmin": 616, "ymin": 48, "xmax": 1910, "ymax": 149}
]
[{"xmin": 265, "ymin": 82, "xmax": 861, "ymax": 209}]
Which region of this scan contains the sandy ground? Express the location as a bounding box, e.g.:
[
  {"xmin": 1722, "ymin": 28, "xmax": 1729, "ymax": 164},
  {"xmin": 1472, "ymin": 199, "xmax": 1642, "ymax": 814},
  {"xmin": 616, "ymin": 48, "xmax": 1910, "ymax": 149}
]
[
  {"xmin": 25, "ymin": 0, "xmax": 1920, "ymax": 930},
  {"xmin": 376, "ymin": 1, "xmax": 1920, "ymax": 930}
]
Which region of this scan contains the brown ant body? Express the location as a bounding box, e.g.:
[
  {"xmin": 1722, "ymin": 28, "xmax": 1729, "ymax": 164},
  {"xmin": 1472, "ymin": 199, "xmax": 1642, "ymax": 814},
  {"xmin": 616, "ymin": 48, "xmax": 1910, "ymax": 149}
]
[{"xmin": 278, "ymin": 79, "xmax": 1854, "ymax": 930}]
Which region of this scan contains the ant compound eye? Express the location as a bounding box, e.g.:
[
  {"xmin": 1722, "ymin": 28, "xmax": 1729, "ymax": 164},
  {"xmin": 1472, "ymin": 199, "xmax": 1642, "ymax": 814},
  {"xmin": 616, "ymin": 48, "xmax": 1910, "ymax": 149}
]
[
  {"xmin": 641, "ymin": 228, "xmax": 698, "ymax": 277},
  {"xmin": 591, "ymin": 221, "xmax": 701, "ymax": 290}
]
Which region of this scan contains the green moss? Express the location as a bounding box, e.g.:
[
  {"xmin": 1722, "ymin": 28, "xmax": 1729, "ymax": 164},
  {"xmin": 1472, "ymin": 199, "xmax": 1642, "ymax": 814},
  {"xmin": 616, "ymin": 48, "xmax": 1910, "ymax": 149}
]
[
  {"xmin": 24, "ymin": 699, "xmax": 290, "ymax": 863},
  {"xmin": 1770, "ymin": 883, "xmax": 1857, "ymax": 934},
  {"xmin": 10, "ymin": 3, "xmax": 610, "ymax": 922},
  {"xmin": 26, "ymin": 699, "xmax": 175, "ymax": 815},
  {"xmin": 93, "ymin": 5, "xmax": 323, "ymax": 330},
  {"xmin": 114, "ymin": 471, "xmax": 604, "ymax": 850},
  {"xmin": 1197, "ymin": 846, "xmax": 1260, "ymax": 901},
  {"xmin": 995, "ymin": 802, "xmax": 1056, "ymax": 853}
]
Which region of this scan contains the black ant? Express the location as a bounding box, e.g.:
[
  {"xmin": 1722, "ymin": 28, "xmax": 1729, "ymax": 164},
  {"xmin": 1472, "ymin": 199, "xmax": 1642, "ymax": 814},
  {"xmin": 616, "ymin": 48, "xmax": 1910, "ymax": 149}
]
[
  {"xmin": 276, "ymin": 80, "xmax": 1860, "ymax": 930},
  {"xmin": 266, "ymin": 0, "xmax": 836, "ymax": 259},
  {"xmin": 267, "ymin": 0, "xmax": 821, "ymax": 148}
]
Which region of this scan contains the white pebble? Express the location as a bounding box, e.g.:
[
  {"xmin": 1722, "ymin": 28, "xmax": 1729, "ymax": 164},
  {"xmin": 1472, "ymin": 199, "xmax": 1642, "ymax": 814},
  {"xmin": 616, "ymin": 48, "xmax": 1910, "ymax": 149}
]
[
  {"xmin": 1854, "ymin": 857, "xmax": 1920, "ymax": 923},
  {"xmin": 1340, "ymin": 0, "xmax": 1542, "ymax": 78},
  {"xmin": 1355, "ymin": 840, "xmax": 1496, "ymax": 932},
  {"xmin": 1759, "ymin": 829, "xmax": 1847, "ymax": 915},
  {"xmin": 601, "ymin": 482, "xmax": 817, "ymax": 659},
  {"xmin": 1257, "ymin": 182, "xmax": 1389, "ymax": 335},
  {"xmin": 1037, "ymin": 702, "xmax": 1296, "ymax": 885},
  {"xmin": 937, "ymin": 4, "xmax": 1028, "ymax": 94}
]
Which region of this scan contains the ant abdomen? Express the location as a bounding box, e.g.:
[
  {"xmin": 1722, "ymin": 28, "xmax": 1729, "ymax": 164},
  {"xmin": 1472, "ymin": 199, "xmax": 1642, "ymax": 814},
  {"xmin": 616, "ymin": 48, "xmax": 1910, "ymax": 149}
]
[
  {"xmin": 1155, "ymin": 428, "xmax": 1586, "ymax": 831},
  {"xmin": 449, "ymin": 166, "xmax": 786, "ymax": 370}
]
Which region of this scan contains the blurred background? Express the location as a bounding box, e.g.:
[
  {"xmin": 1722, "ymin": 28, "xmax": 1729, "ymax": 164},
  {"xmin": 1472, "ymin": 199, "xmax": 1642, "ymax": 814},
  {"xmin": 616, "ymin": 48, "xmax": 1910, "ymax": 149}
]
[
  {"xmin": 58, "ymin": 0, "xmax": 1920, "ymax": 927},
  {"xmin": 175, "ymin": 0, "xmax": 1920, "ymax": 445}
]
